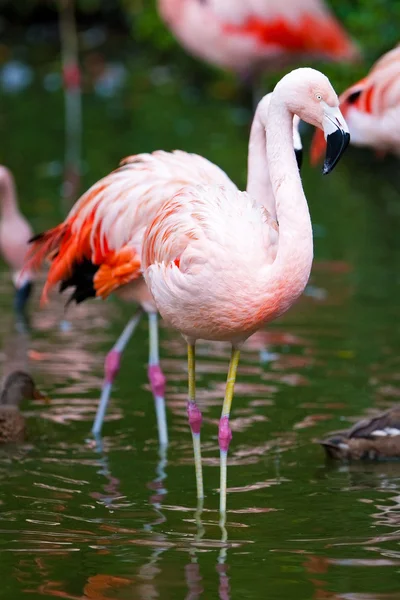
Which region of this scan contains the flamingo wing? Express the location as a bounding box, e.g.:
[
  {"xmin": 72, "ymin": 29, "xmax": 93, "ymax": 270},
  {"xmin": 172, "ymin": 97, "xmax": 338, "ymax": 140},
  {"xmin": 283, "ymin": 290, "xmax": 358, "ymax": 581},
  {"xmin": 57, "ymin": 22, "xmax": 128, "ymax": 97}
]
[
  {"xmin": 143, "ymin": 183, "xmax": 277, "ymax": 284},
  {"xmin": 26, "ymin": 151, "xmax": 236, "ymax": 304},
  {"xmin": 142, "ymin": 183, "xmax": 279, "ymax": 340}
]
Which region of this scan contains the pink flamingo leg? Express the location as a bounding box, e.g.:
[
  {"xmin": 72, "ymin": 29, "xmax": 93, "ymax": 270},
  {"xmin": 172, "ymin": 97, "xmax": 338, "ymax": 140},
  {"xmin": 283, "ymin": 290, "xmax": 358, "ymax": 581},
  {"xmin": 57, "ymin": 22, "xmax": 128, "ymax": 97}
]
[
  {"xmin": 92, "ymin": 309, "xmax": 143, "ymax": 436},
  {"xmin": 187, "ymin": 343, "xmax": 204, "ymax": 499},
  {"xmin": 219, "ymin": 346, "xmax": 241, "ymax": 515},
  {"xmin": 148, "ymin": 312, "xmax": 168, "ymax": 447}
]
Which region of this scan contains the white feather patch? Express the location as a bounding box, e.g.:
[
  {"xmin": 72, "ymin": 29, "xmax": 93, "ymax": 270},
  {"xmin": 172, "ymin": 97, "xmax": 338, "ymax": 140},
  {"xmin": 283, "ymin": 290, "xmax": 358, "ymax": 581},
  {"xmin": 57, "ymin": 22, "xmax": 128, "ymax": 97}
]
[{"xmin": 371, "ymin": 427, "xmax": 400, "ymax": 437}]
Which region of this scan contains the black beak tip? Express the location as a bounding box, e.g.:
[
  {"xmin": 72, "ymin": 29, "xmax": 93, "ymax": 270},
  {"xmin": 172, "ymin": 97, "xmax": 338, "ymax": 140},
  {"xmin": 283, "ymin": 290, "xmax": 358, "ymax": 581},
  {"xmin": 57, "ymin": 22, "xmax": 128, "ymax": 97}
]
[
  {"xmin": 322, "ymin": 162, "xmax": 332, "ymax": 176},
  {"xmin": 295, "ymin": 148, "xmax": 303, "ymax": 171},
  {"xmin": 322, "ymin": 130, "xmax": 350, "ymax": 175}
]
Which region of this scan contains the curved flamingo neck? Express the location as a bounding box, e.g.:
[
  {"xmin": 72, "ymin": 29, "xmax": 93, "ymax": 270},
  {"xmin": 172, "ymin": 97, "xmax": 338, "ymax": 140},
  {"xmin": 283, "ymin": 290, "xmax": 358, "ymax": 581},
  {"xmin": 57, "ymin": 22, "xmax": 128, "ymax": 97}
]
[
  {"xmin": 246, "ymin": 95, "xmax": 276, "ymax": 218},
  {"xmin": 261, "ymin": 92, "xmax": 313, "ymax": 310},
  {"xmin": 0, "ymin": 169, "xmax": 18, "ymax": 219}
]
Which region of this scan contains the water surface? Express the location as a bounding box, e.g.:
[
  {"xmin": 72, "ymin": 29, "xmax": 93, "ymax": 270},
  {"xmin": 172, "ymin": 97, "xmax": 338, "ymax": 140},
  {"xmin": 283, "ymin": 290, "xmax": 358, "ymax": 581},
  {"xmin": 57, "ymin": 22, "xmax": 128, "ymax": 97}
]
[{"xmin": 1, "ymin": 28, "xmax": 400, "ymax": 600}]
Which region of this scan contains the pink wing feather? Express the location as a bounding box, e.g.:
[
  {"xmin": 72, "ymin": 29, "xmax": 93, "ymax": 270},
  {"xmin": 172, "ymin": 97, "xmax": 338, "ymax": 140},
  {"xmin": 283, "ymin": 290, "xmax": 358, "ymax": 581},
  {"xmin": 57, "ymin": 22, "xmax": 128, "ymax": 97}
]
[{"xmin": 26, "ymin": 151, "xmax": 236, "ymax": 301}]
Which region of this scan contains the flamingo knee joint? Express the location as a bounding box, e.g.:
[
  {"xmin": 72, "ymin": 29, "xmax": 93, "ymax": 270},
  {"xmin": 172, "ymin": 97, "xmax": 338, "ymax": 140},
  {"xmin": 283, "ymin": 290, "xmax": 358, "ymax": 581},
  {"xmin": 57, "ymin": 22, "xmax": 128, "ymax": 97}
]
[{"xmin": 218, "ymin": 416, "xmax": 232, "ymax": 453}]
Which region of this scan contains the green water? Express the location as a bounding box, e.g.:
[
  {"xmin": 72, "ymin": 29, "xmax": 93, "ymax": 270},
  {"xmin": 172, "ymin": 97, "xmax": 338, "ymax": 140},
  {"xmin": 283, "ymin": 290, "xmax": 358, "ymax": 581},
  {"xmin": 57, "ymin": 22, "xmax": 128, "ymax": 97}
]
[{"xmin": 1, "ymin": 31, "xmax": 400, "ymax": 600}]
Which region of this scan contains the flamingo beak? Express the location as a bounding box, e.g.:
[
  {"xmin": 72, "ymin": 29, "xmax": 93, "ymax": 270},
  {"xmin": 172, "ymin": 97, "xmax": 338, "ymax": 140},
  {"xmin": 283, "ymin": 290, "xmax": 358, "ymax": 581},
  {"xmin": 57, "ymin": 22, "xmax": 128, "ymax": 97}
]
[{"xmin": 322, "ymin": 103, "xmax": 350, "ymax": 175}]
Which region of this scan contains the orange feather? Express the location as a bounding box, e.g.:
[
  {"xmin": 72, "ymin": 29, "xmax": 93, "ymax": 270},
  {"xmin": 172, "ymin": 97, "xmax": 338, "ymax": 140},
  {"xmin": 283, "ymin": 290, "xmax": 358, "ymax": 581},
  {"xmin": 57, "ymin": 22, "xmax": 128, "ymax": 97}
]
[
  {"xmin": 93, "ymin": 247, "xmax": 141, "ymax": 299},
  {"xmin": 223, "ymin": 13, "xmax": 355, "ymax": 58}
]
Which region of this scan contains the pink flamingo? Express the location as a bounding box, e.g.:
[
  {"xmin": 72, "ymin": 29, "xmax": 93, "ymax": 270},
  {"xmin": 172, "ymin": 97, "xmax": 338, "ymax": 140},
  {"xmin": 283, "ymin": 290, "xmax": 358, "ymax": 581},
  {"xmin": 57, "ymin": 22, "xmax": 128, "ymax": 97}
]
[
  {"xmin": 141, "ymin": 68, "xmax": 349, "ymax": 513},
  {"xmin": 25, "ymin": 96, "xmax": 302, "ymax": 444},
  {"xmin": 158, "ymin": 0, "xmax": 359, "ymax": 81},
  {"xmin": 311, "ymin": 44, "xmax": 400, "ymax": 162},
  {"xmin": 0, "ymin": 166, "xmax": 34, "ymax": 316}
]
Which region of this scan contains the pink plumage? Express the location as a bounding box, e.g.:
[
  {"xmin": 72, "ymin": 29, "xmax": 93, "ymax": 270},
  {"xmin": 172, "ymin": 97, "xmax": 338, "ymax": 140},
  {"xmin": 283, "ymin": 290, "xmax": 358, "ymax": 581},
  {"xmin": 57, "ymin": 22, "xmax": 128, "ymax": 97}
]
[
  {"xmin": 158, "ymin": 0, "xmax": 359, "ymax": 76},
  {"xmin": 311, "ymin": 44, "xmax": 400, "ymax": 162}
]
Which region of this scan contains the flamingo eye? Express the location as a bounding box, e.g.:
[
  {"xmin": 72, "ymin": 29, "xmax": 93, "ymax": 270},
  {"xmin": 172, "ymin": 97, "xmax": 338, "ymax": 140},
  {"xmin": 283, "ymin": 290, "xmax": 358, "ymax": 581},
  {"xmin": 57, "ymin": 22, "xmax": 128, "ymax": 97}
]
[{"xmin": 315, "ymin": 93, "xmax": 322, "ymax": 101}]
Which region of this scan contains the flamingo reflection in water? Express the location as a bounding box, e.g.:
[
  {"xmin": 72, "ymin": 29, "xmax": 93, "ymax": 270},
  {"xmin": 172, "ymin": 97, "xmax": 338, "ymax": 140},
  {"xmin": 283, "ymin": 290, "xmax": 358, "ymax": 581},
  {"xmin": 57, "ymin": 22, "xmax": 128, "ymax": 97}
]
[{"xmin": 90, "ymin": 435, "xmax": 234, "ymax": 600}]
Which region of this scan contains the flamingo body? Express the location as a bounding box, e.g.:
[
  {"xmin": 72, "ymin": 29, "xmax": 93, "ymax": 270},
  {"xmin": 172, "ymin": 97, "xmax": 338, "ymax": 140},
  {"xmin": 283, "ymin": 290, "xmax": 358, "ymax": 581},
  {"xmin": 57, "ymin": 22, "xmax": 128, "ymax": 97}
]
[
  {"xmin": 143, "ymin": 184, "xmax": 305, "ymax": 344},
  {"xmin": 311, "ymin": 45, "xmax": 400, "ymax": 162},
  {"xmin": 159, "ymin": 0, "xmax": 358, "ymax": 75}
]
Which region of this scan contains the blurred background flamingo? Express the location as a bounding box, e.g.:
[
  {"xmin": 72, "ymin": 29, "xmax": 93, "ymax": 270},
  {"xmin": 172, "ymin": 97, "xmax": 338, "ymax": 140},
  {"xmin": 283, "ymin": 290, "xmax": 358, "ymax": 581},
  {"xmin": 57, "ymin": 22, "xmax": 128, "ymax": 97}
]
[
  {"xmin": 311, "ymin": 44, "xmax": 400, "ymax": 162},
  {"xmin": 158, "ymin": 0, "xmax": 360, "ymax": 96},
  {"xmin": 0, "ymin": 166, "xmax": 34, "ymax": 318}
]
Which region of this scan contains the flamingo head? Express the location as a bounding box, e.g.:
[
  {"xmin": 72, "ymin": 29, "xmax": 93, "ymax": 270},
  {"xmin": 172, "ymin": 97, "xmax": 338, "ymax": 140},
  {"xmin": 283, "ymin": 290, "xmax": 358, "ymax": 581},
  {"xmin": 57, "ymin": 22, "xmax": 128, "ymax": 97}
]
[
  {"xmin": 310, "ymin": 79, "xmax": 366, "ymax": 166},
  {"xmin": 276, "ymin": 68, "xmax": 350, "ymax": 174}
]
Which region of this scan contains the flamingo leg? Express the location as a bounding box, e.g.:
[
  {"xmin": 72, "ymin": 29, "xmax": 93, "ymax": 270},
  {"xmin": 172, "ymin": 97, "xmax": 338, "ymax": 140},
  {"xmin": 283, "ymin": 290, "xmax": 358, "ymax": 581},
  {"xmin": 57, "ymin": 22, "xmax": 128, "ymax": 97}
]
[
  {"xmin": 219, "ymin": 346, "xmax": 241, "ymax": 515},
  {"xmin": 187, "ymin": 343, "xmax": 204, "ymax": 499},
  {"xmin": 92, "ymin": 309, "xmax": 143, "ymax": 436},
  {"xmin": 147, "ymin": 312, "xmax": 168, "ymax": 447},
  {"xmin": 14, "ymin": 281, "xmax": 33, "ymax": 316}
]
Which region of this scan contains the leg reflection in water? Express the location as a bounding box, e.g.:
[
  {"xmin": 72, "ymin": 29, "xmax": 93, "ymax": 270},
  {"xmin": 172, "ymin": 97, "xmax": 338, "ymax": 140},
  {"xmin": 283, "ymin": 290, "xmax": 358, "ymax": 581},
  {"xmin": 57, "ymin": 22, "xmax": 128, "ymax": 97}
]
[
  {"xmin": 137, "ymin": 445, "xmax": 170, "ymax": 600},
  {"xmin": 89, "ymin": 436, "xmax": 123, "ymax": 509},
  {"xmin": 217, "ymin": 513, "xmax": 231, "ymax": 600},
  {"xmin": 185, "ymin": 499, "xmax": 205, "ymax": 600}
]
